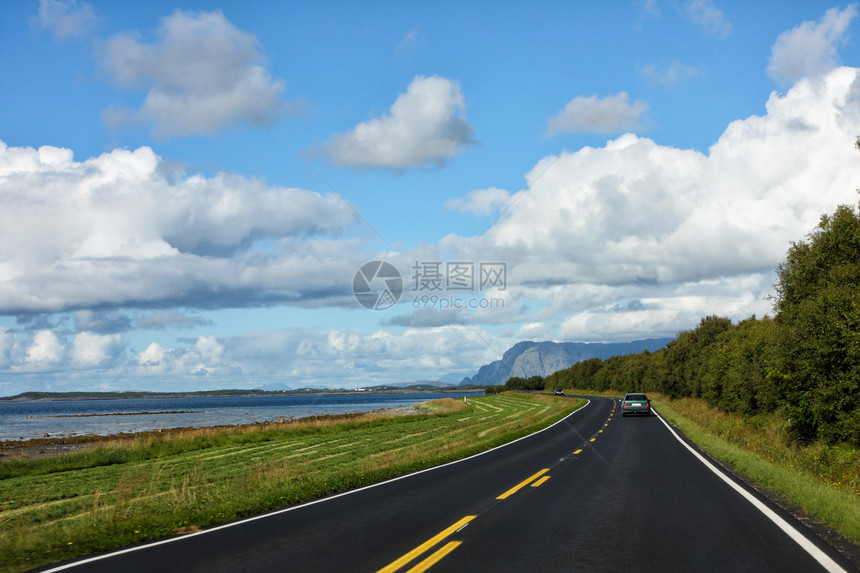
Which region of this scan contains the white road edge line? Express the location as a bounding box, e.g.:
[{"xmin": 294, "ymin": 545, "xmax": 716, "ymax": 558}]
[
  {"xmin": 40, "ymin": 397, "xmax": 592, "ymax": 572},
  {"xmin": 654, "ymin": 410, "xmax": 847, "ymax": 573}
]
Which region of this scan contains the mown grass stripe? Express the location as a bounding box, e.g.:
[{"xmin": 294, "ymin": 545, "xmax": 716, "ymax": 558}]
[{"xmin": 1, "ymin": 394, "xmax": 582, "ymax": 573}]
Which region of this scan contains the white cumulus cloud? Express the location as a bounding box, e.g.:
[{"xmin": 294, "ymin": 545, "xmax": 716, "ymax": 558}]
[
  {"xmin": 0, "ymin": 140, "xmax": 359, "ymax": 314},
  {"xmin": 443, "ymin": 187, "xmax": 511, "ymax": 216},
  {"xmin": 138, "ymin": 342, "xmax": 167, "ymax": 372},
  {"xmin": 642, "ymin": 62, "xmax": 702, "ymax": 88},
  {"xmin": 25, "ymin": 330, "xmax": 64, "ymax": 367},
  {"xmin": 136, "ymin": 335, "xmax": 231, "ymax": 377},
  {"xmin": 36, "ymin": 0, "xmax": 96, "ymax": 40},
  {"xmin": 445, "ymin": 66, "xmax": 860, "ymax": 341},
  {"xmin": 767, "ymin": 4, "xmax": 858, "ymax": 87},
  {"xmin": 318, "ymin": 75, "xmax": 476, "ymax": 170},
  {"xmin": 686, "ymin": 0, "xmax": 732, "ymax": 38},
  {"xmin": 99, "ymin": 9, "xmax": 292, "ymax": 137},
  {"xmin": 72, "ymin": 332, "xmax": 124, "ymax": 367},
  {"xmin": 547, "ymin": 93, "xmax": 649, "ymax": 135}
]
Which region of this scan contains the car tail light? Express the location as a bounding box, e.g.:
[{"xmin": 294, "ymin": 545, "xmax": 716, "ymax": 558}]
[{"xmin": 645, "ymin": 403, "xmax": 650, "ymax": 408}]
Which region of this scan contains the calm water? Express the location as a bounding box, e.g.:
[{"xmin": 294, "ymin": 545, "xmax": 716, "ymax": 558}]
[{"xmin": 0, "ymin": 393, "xmax": 479, "ymax": 441}]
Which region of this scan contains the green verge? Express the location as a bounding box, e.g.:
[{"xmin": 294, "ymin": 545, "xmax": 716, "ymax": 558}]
[
  {"xmin": 0, "ymin": 393, "xmax": 583, "ymax": 573},
  {"xmin": 650, "ymin": 395, "xmax": 860, "ymax": 544}
]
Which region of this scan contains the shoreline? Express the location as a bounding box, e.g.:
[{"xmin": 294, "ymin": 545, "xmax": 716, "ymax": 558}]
[
  {"xmin": 0, "ymin": 405, "xmax": 423, "ymax": 461},
  {"xmin": 0, "ymin": 391, "xmax": 480, "ymax": 444}
]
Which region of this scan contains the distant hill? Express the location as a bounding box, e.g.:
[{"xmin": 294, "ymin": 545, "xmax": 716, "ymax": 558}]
[
  {"xmin": 257, "ymin": 382, "xmax": 292, "ymax": 392},
  {"xmin": 458, "ymin": 339, "xmax": 672, "ymax": 387},
  {"xmin": 435, "ymin": 372, "xmax": 468, "ymax": 385}
]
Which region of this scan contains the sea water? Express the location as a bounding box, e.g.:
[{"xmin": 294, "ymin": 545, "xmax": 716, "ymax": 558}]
[{"xmin": 0, "ymin": 392, "xmax": 478, "ymax": 441}]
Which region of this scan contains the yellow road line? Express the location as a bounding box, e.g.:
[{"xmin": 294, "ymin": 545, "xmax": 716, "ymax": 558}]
[
  {"xmin": 496, "ymin": 468, "xmax": 550, "ymax": 500},
  {"xmin": 573, "ymin": 449, "xmax": 582, "ymax": 454},
  {"xmin": 589, "ymin": 438, "xmax": 596, "ymax": 442},
  {"xmin": 531, "ymin": 476, "xmax": 551, "ymax": 487},
  {"xmin": 377, "ymin": 515, "xmax": 475, "ymax": 573},
  {"xmin": 405, "ymin": 541, "xmax": 462, "ymax": 573}
]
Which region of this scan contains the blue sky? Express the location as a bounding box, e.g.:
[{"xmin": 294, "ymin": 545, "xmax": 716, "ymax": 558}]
[{"xmin": 1, "ymin": 0, "xmax": 860, "ymax": 394}]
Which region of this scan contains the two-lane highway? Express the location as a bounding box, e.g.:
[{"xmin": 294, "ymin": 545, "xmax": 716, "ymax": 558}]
[
  {"xmin": 39, "ymin": 397, "xmax": 857, "ymax": 573},
  {"xmin": 404, "ymin": 399, "xmax": 851, "ymax": 572}
]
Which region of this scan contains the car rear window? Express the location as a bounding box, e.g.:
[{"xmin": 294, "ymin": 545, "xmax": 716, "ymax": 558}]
[{"xmin": 627, "ymin": 394, "xmax": 646, "ymax": 400}]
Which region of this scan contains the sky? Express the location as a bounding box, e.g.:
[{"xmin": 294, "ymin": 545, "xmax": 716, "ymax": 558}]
[{"xmin": 1, "ymin": 0, "xmax": 860, "ymax": 395}]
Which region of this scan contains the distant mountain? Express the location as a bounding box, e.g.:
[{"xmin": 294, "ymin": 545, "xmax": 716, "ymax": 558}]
[
  {"xmin": 402, "ymin": 380, "xmax": 455, "ymax": 388},
  {"xmin": 436, "ymin": 372, "xmax": 468, "ymax": 384},
  {"xmin": 458, "ymin": 338, "xmax": 672, "ymax": 387},
  {"xmin": 458, "ymin": 341, "xmax": 535, "ymax": 388},
  {"xmin": 256, "ymin": 382, "xmax": 292, "ymax": 392}
]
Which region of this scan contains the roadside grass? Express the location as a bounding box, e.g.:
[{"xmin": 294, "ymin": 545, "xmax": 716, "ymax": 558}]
[
  {"xmin": 649, "ymin": 395, "xmax": 860, "ymax": 543},
  {"xmin": 562, "ymin": 387, "xmax": 860, "ymax": 545},
  {"xmin": 0, "ymin": 393, "xmax": 583, "ymax": 573}
]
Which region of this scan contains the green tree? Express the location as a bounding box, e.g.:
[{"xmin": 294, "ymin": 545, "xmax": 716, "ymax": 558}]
[
  {"xmin": 545, "ymin": 357, "xmax": 605, "ymax": 391},
  {"xmin": 662, "ymin": 316, "xmax": 733, "ymax": 398},
  {"xmin": 504, "ymin": 375, "xmax": 545, "ymax": 391},
  {"xmin": 773, "ymin": 203, "xmax": 860, "ymax": 444},
  {"xmin": 698, "ymin": 316, "xmax": 779, "ymax": 416}
]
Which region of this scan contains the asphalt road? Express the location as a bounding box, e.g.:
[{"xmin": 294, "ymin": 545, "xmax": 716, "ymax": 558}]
[{"xmin": 39, "ymin": 397, "xmax": 857, "ymax": 573}]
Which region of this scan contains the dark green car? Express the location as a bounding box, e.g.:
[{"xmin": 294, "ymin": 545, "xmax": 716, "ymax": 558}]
[{"xmin": 621, "ymin": 393, "xmax": 652, "ymax": 417}]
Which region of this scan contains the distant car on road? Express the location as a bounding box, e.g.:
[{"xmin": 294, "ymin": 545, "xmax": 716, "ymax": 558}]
[
  {"xmin": 621, "ymin": 393, "xmax": 651, "ymax": 416},
  {"xmin": 554, "ymin": 388, "xmax": 564, "ymax": 395}
]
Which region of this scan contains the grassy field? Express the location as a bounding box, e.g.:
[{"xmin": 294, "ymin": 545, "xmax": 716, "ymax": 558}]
[
  {"xmin": 0, "ymin": 393, "xmax": 583, "ymax": 573},
  {"xmin": 650, "ymin": 394, "xmax": 860, "ymax": 545}
]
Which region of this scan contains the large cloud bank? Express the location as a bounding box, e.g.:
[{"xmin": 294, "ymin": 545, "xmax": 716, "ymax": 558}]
[
  {"xmin": 0, "ymin": 322, "xmax": 496, "ymax": 391},
  {"xmin": 443, "ymin": 66, "xmax": 860, "ymax": 340},
  {"xmin": 4, "ymin": 62, "xmax": 860, "ymax": 391},
  {"xmin": 0, "ymin": 141, "xmax": 358, "ymax": 314}
]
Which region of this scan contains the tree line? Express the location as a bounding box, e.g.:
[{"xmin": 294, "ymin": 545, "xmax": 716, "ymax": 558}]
[{"xmin": 492, "ymin": 202, "xmax": 860, "ymax": 446}]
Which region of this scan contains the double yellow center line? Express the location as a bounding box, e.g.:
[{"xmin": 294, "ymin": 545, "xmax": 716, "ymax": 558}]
[
  {"xmin": 377, "ymin": 468, "xmax": 553, "ymax": 572},
  {"xmin": 376, "ymin": 515, "xmax": 475, "ymax": 573},
  {"xmin": 495, "ymin": 468, "xmax": 550, "ymax": 500},
  {"xmin": 378, "ymin": 401, "xmax": 621, "ymax": 572}
]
